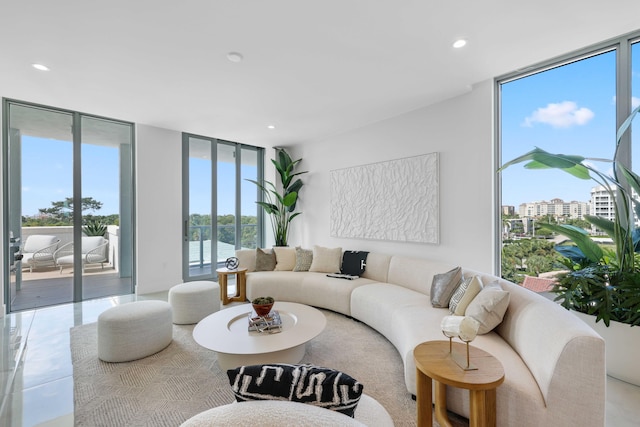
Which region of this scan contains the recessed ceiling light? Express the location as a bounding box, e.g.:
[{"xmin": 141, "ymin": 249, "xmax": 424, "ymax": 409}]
[
  {"xmin": 453, "ymin": 39, "xmax": 467, "ymax": 49},
  {"xmin": 226, "ymin": 52, "xmax": 243, "ymax": 63},
  {"xmin": 32, "ymin": 63, "xmax": 50, "ymax": 71},
  {"xmin": 267, "ymin": 125, "xmax": 275, "ymax": 130}
]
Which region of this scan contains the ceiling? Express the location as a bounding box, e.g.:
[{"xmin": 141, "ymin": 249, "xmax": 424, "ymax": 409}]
[{"xmin": 2, "ymin": 1, "xmax": 640, "ymax": 148}]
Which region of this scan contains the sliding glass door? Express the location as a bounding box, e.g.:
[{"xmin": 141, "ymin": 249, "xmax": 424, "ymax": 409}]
[
  {"xmin": 3, "ymin": 100, "xmax": 134, "ymax": 312},
  {"xmin": 183, "ymin": 134, "xmax": 263, "ymax": 281}
]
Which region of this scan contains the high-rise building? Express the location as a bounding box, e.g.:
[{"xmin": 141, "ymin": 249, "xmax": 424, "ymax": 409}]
[{"xmin": 518, "ymin": 199, "xmax": 590, "ymax": 220}]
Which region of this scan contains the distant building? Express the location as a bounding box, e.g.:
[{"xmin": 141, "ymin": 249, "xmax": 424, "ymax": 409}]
[
  {"xmin": 518, "ymin": 198, "xmax": 590, "ymax": 220},
  {"xmin": 522, "ymin": 276, "xmax": 556, "ymax": 293},
  {"xmin": 590, "ymin": 185, "xmax": 615, "ymax": 222},
  {"xmin": 590, "ymin": 185, "xmax": 640, "ymax": 231},
  {"xmin": 502, "ymin": 205, "xmax": 515, "ymax": 216}
]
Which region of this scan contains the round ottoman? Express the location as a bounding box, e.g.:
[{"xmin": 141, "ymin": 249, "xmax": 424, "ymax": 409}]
[
  {"xmin": 179, "ymin": 394, "xmax": 393, "ymax": 426},
  {"xmin": 98, "ymin": 300, "xmax": 173, "ymax": 362},
  {"xmin": 168, "ymin": 281, "xmax": 221, "ymax": 324}
]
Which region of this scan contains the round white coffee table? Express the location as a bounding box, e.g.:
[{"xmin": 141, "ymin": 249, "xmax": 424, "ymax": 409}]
[{"xmin": 193, "ymin": 301, "xmax": 327, "ymax": 370}]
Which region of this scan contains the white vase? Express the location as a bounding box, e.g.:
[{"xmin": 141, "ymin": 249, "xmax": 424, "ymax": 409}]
[{"xmin": 573, "ymin": 310, "xmax": 640, "ymax": 386}]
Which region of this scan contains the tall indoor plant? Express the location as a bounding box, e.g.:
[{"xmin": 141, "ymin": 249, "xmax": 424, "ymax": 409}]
[
  {"xmin": 499, "ymin": 105, "xmax": 640, "ymax": 327},
  {"xmin": 247, "ymin": 148, "xmax": 308, "ymax": 246}
]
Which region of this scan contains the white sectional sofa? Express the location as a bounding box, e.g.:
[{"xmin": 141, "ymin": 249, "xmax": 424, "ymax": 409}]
[{"xmin": 235, "ymin": 248, "xmax": 606, "ymax": 427}]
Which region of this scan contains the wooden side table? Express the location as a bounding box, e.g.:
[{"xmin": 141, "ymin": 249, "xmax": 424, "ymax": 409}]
[
  {"xmin": 216, "ymin": 267, "xmax": 247, "ymax": 305},
  {"xmin": 414, "ymin": 340, "xmax": 504, "ymax": 427}
]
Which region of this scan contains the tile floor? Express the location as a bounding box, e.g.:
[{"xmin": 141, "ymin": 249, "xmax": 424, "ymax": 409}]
[{"xmin": 0, "ymin": 293, "xmax": 639, "ymax": 427}]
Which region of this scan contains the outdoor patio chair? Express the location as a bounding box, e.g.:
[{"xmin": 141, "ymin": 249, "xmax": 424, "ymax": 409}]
[
  {"xmin": 54, "ymin": 236, "xmax": 109, "ymax": 274},
  {"xmin": 21, "ymin": 235, "xmax": 61, "ymax": 272}
]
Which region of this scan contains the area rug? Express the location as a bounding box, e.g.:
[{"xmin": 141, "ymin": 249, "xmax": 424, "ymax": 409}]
[{"xmin": 71, "ymin": 308, "xmax": 467, "ymax": 426}]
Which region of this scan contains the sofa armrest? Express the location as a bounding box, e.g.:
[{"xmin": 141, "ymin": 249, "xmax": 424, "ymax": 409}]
[{"xmin": 491, "ymin": 279, "xmax": 604, "ymax": 410}]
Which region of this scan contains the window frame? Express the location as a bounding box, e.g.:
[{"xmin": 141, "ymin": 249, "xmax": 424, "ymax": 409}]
[{"xmin": 494, "ymin": 30, "xmax": 640, "ymax": 275}]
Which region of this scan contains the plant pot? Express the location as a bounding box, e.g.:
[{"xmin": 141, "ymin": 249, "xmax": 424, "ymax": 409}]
[
  {"xmin": 573, "ymin": 310, "xmax": 640, "ymax": 386},
  {"xmin": 252, "ymin": 302, "xmax": 274, "ymax": 317}
]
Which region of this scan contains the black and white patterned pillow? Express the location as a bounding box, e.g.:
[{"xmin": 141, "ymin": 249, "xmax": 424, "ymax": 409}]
[
  {"xmin": 340, "ymin": 251, "xmax": 369, "ymax": 276},
  {"xmin": 227, "ymin": 364, "xmax": 363, "ymax": 417}
]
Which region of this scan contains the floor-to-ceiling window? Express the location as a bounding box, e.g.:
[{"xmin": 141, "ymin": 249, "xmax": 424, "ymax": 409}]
[
  {"xmin": 497, "ymin": 33, "xmax": 639, "ymax": 282},
  {"xmin": 182, "ymin": 134, "xmax": 262, "ymax": 281},
  {"xmin": 2, "ymin": 100, "xmax": 135, "ymax": 312}
]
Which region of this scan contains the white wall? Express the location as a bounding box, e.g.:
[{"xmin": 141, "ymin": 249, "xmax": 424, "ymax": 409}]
[
  {"xmin": 135, "ymin": 124, "xmax": 183, "ymax": 294},
  {"xmin": 290, "ymin": 80, "xmax": 495, "ymax": 273}
]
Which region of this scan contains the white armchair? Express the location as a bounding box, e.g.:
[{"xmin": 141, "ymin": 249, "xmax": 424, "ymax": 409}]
[
  {"xmin": 21, "ymin": 235, "xmax": 61, "ymax": 272},
  {"xmin": 54, "ymin": 236, "xmax": 109, "ymax": 274}
]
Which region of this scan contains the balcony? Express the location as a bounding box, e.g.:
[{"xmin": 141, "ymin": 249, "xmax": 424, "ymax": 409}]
[{"xmin": 8, "ymin": 224, "xmax": 256, "ymax": 312}]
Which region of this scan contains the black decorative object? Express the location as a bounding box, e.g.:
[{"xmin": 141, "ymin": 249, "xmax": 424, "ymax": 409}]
[{"xmin": 225, "ymin": 256, "xmax": 239, "ymax": 270}]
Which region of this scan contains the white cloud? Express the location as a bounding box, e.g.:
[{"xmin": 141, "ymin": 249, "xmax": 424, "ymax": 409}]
[{"xmin": 523, "ymin": 101, "xmax": 594, "ymax": 128}]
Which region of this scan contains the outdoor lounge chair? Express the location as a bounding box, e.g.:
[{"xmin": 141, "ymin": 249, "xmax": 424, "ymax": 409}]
[
  {"xmin": 21, "ymin": 235, "xmax": 61, "ymax": 272},
  {"xmin": 54, "ymin": 236, "xmax": 109, "ymax": 274}
]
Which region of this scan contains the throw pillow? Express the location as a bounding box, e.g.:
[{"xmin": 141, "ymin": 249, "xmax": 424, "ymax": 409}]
[
  {"xmin": 227, "ymin": 364, "xmax": 363, "ymax": 417},
  {"xmin": 430, "ymin": 266, "xmax": 462, "ymax": 308},
  {"xmin": 309, "ymin": 245, "xmax": 342, "ymax": 273},
  {"xmin": 293, "ymin": 247, "xmax": 313, "ymax": 272},
  {"xmin": 274, "ymin": 247, "xmax": 296, "ymax": 271},
  {"xmin": 341, "ymin": 251, "xmax": 369, "ymax": 276},
  {"xmin": 465, "ymin": 280, "xmax": 510, "ymax": 334},
  {"xmin": 255, "ymin": 248, "xmax": 276, "ymax": 271},
  {"xmin": 449, "ymin": 275, "xmax": 482, "ymax": 315}
]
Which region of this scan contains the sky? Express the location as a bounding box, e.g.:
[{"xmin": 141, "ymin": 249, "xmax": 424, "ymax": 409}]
[
  {"xmin": 20, "ymin": 137, "xmax": 258, "ymax": 217},
  {"xmin": 501, "ymin": 44, "xmax": 640, "ymax": 208},
  {"xmin": 21, "ymin": 136, "xmax": 122, "ymax": 216}
]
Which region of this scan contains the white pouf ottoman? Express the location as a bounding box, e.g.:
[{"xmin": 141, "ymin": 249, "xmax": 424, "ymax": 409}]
[
  {"xmin": 168, "ymin": 281, "xmax": 221, "ymax": 324},
  {"xmin": 98, "ymin": 300, "xmax": 173, "ymax": 362},
  {"xmin": 179, "ymin": 394, "xmax": 394, "ymax": 427}
]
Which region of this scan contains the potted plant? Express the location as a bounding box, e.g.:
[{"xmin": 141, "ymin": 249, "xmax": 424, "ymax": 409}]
[
  {"xmin": 247, "ymin": 148, "xmax": 308, "ymax": 246},
  {"xmin": 252, "ymin": 296, "xmax": 275, "ymax": 316},
  {"xmin": 500, "ymin": 105, "xmax": 640, "ymax": 385},
  {"xmin": 83, "ymin": 219, "xmax": 107, "ymax": 237}
]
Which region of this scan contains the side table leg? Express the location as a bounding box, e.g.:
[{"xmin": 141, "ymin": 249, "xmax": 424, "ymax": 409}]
[
  {"xmin": 219, "ymin": 274, "xmax": 229, "ymax": 305},
  {"xmin": 469, "ymin": 389, "xmax": 489, "ymax": 427},
  {"xmin": 415, "ymin": 368, "xmax": 433, "ymax": 427},
  {"xmin": 434, "ymin": 381, "xmax": 453, "ymax": 427},
  {"xmin": 237, "ymin": 271, "xmax": 246, "ymax": 302}
]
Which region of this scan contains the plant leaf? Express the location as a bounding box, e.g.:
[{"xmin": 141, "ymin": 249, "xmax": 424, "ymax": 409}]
[
  {"xmin": 499, "ymin": 147, "xmax": 589, "ymax": 180},
  {"xmin": 544, "ymin": 223, "xmax": 603, "ymax": 264}
]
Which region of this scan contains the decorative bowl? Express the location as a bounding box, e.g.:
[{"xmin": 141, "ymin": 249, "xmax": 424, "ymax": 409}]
[
  {"xmin": 251, "ymin": 296, "xmax": 275, "ymax": 317},
  {"xmin": 252, "ymin": 302, "xmax": 274, "ymax": 317}
]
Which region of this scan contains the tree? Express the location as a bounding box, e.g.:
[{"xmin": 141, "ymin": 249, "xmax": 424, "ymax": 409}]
[{"xmin": 38, "ymin": 197, "xmax": 103, "ymax": 223}]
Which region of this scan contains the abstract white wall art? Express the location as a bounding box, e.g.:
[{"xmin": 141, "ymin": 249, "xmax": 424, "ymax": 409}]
[{"xmin": 330, "ymin": 152, "xmax": 439, "ymax": 244}]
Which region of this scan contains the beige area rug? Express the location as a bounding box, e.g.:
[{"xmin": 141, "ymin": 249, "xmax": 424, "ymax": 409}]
[{"xmin": 71, "ymin": 309, "xmax": 467, "ymax": 426}]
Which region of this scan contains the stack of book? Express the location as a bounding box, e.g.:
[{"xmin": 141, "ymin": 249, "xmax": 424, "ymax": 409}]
[{"xmin": 248, "ymin": 310, "xmax": 282, "ymax": 332}]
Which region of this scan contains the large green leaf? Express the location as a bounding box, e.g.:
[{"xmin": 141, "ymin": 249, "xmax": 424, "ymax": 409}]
[
  {"xmin": 256, "ymin": 201, "xmax": 278, "ymax": 215},
  {"xmin": 583, "ymin": 214, "xmax": 617, "ymax": 239},
  {"xmin": 500, "ymin": 148, "xmax": 590, "ymax": 179},
  {"xmin": 544, "ymin": 223, "xmax": 603, "ymax": 264},
  {"xmin": 616, "ymin": 104, "xmax": 640, "ymax": 144},
  {"xmin": 282, "ymin": 191, "xmax": 298, "ymax": 207}
]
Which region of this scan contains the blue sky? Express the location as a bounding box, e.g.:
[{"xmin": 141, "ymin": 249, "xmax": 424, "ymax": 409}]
[
  {"xmin": 21, "ymin": 137, "xmax": 121, "ymax": 216},
  {"xmin": 501, "ymin": 45, "xmax": 640, "ymax": 208},
  {"xmin": 22, "ymin": 137, "xmax": 258, "ymax": 217}
]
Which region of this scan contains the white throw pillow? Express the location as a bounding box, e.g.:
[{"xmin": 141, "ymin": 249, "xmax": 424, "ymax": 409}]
[
  {"xmin": 449, "ymin": 275, "xmax": 482, "ymax": 316},
  {"xmin": 309, "ymin": 246, "xmax": 342, "ymax": 273},
  {"xmin": 465, "ymin": 281, "xmax": 510, "ymax": 334},
  {"xmin": 273, "ymin": 247, "xmax": 296, "ymax": 271}
]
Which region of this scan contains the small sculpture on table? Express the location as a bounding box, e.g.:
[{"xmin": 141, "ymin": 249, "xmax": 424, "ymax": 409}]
[
  {"xmin": 225, "ymin": 256, "xmax": 239, "ymax": 270},
  {"xmin": 440, "ymin": 315, "xmax": 480, "ymax": 371}
]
